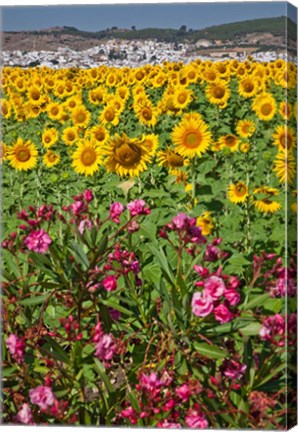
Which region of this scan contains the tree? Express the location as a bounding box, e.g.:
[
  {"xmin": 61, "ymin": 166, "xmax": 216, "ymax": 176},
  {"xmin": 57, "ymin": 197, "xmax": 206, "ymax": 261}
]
[
  {"xmin": 179, "ymin": 25, "xmax": 187, "ymax": 32},
  {"xmin": 131, "ymin": 25, "xmax": 136, "ymax": 31}
]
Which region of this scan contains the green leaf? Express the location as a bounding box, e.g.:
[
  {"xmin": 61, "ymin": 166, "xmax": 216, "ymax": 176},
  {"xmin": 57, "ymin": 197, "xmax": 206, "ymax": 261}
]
[
  {"xmin": 19, "ymin": 293, "xmax": 51, "ymax": 306},
  {"xmin": 101, "ymin": 299, "xmax": 133, "ymax": 316},
  {"xmin": 70, "ymin": 240, "xmax": 89, "ymax": 270},
  {"xmin": 147, "ymin": 245, "xmax": 175, "ymax": 286},
  {"xmin": 224, "ymin": 253, "xmax": 251, "ymax": 274},
  {"xmin": 93, "ymin": 358, "xmax": 114, "ymax": 393},
  {"xmin": 193, "ymin": 342, "xmax": 227, "ymax": 360},
  {"xmin": 41, "ymin": 335, "xmax": 71, "ymax": 365},
  {"xmin": 241, "ymin": 293, "xmax": 270, "ymax": 310}
]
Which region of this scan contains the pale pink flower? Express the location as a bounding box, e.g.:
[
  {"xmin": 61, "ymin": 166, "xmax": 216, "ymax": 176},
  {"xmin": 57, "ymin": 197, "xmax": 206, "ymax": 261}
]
[
  {"xmin": 78, "ymin": 219, "xmax": 92, "ymax": 234},
  {"xmin": 214, "ymin": 304, "xmax": 234, "ymax": 324},
  {"xmin": 127, "ymin": 199, "xmax": 150, "ymax": 217},
  {"xmin": 24, "ymin": 229, "xmax": 52, "ymax": 254},
  {"xmin": 185, "ymin": 409, "xmax": 208, "ymax": 428},
  {"xmin": 15, "ymin": 403, "xmax": 34, "ymax": 424},
  {"xmin": 95, "ymin": 334, "xmax": 115, "ymax": 361},
  {"xmin": 6, "ymin": 334, "xmax": 26, "ymax": 363},
  {"xmin": 191, "ymin": 291, "xmax": 213, "ymax": 317},
  {"xmin": 29, "ymin": 385, "xmax": 55, "ymax": 410},
  {"xmin": 158, "ymin": 420, "xmax": 182, "ymax": 428},
  {"xmin": 204, "ymin": 276, "xmax": 225, "ymax": 300},
  {"xmin": 109, "ymin": 202, "xmax": 124, "ymax": 223}
]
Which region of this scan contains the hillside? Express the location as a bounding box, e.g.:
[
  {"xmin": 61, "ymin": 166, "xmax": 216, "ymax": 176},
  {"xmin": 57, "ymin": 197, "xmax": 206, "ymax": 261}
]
[{"xmin": 2, "ymin": 16, "xmax": 296, "ymax": 52}]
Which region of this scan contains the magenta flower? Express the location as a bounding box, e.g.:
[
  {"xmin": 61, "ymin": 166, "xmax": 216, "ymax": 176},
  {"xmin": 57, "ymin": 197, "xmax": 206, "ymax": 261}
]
[
  {"xmin": 214, "ymin": 304, "xmax": 234, "ymax": 324},
  {"xmin": 109, "ymin": 202, "xmax": 125, "ymax": 223},
  {"xmin": 224, "ymin": 289, "xmax": 240, "ymax": 306},
  {"xmin": 176, "ymin": 383, "xmax": 191, "ymax": 402},
  {"xmin": 24, "ymin": 229, "xmax": 52, "ymax": 254},
  {"xmin": 84, "ymin": 189, "xmax": 93, "ymax": 202},
  {"xmin": 102, "ymin": 275, "xmax": 118, "ymax": 291},
  {"xmin": 191, "ymin": 291, "xmax": 214, "ymax": 317},
  {"xmin": 222, "ymin": 359, "xmax": 247, "ymax": 380},
  {"xmin": 158, "ymin": 420, "xmax": 182, "ymax": 428},
  {"xmin": 127, "ymin": 199, "xmax": 150, "ymax": 217},
  {"xmin": 259, "ymin": 314, "xmax": 285, "ymax": 345},
  {"xmin": 204, "ymin": 276, "xmax": 225, "ymax": 300},
  {"xmin": 6, "ymin": 334, "xmax": 26, "ymax": 363},
  {"xmin": 185, "ymin": 409, "xmax": 209, "ymax": 428},
  {"xmin": 15, "ymin": 403, "xmax": 34, "ymax": 424},
  {"xmin": 95, "ymin": 334, "xmax": 116, "ymax": 361},
  {"xmin": 29, "ymin": 385, "xmax": 55, "ymax": 411}
]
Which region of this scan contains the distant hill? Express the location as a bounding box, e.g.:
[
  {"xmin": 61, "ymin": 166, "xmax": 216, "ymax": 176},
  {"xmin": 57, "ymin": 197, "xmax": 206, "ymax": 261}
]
[{"xmin": 2, "ymin": 16, "xmax": 296, "ymax": 52}]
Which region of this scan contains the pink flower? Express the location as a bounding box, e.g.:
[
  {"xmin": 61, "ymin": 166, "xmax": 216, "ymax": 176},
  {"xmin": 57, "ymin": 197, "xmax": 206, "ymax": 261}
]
[
  {"xmin": 259, "ymin": 314, "xmax": 285, "ymax": 345},
  {"xmin": 127, "ymin": 199, "xmax": 150, "ymax": 217},
  {"xmin": 194, "ymin": 265, "xmax": 209, "ymax": 278},
  {"xmin": 222, "ymin": 359, "xmax": 247, "ymax": 380},
  {"xmin": 214, "ymin": 304, "xmax": 234, "ymax": 324},
  {"xmin": 102, "ymin": 275, "xmax": 118, "ymax": 291},
  {"xmin": 95, "ymin": 334, "xmax": 116, "ymax": 361},
  {"xmin": 29, "ymin": 385, "xmax": 55, "ymax": 410},
  {"xmin": 185, "ymin": 409, "xmax": 208, "ymax": 428},
  {"xmin": 70, "ymin": 200, "xmax": 85, "ymax": 215},
  {"xmin": 6, "ymin": 334, "xmax": 26, "ymax": 363},
  {"xmin": 109, "ymin": 202, "xmax": 124, "ymax": 223},
  {"xmin": 204, "ymin": 276, "xmax": 225, "ymax": 300},
  {"xmin": 224, "ymin": 289, "xmax": 240, "ymax": 306},
  {"xmin": 84, "ymin": 189, "xmax": 93, "ymax": 202},
  {"xmin": 205, "ymin": 244, "xmax": 220, "ymax": 262},
  {"xmin": 15, "ymin": 403, "xmax": 34, "ymax": 424},
  {"xmin": 24, "ymin": 229, "xmax": 52, "ymax": 254},
  {"xmin": 78, "ymin": 219, "xmax": 92, "ymax": 234},
  {"xmin": 176, "ymin": 383, "xmax": 191, "ymax": 402},
  {"xmin": 139, "ymin": 372, "xmax": 163, "ymax": 396},
  {"xmin": 191, "ymin": 291, "xmax": 214, "ymax": 317}
]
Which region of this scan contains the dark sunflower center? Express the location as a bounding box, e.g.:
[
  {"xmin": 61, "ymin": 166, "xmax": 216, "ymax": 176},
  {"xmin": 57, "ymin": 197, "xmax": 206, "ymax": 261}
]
[
  {"xmin": 166, "ymin": 150, "xmax": 184, "ymax": 167},
  {"xmin": 31, "ymin": 90, "xmax": 40, "ymax": 100},
  {"xmin": 243, "ymin": 81, "xmax": 254, "ymax": 92},
  {"xmin": 95, "ymin": 130, "xmax": 105, "ymax": 141},
  {"xmin": 115, "ymin": 143, "xmax": 141, "ymax": 167},
  {"xmin": 105, "ymin": 108, "xmax": 115, "ymax": 122},
  {"xmin": 236, "ymin": 185, "xmax": 246, "ymax": 194},
  {"xmin": 77, "ymin": 112, "xmax": 86, "ymax": 123},
  {"xmin": 261, "ymin": 103, "xmax": 273, "ymax": 116},
  {"xmin": 44, "ymin": 136, "xmax": 51, "ymax": 144},
  {"xmin": 213, "ymin": 86, "xmax": 225, "ymax": 99},
  {"xmin": 51, "ymin": 107, "xmax": 59, "ymax": 115},
  {"xmin": 81, "ymin": 149, "xmax": 97, "ymax": 166},
  {"xmin": 178, "ymin": 93, "xmax": 187, "ymax": 104},
  {"xmin": 67, "ymin": 132, "xmax": 75, "ymax": 141},
  {"xmin": 184, "ymin": 131, "xmax": 202, "ymax": 149},
  {"xmin": 142, "ymin": 108, "xmax": 152, "ymax": 120},
  {"xmin": 16, "ymin": 148, "xmax": 31, "ymax": 162}
]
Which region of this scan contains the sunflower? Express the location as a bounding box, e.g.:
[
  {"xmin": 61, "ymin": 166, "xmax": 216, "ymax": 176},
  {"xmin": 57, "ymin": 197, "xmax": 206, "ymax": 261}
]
[
  {"xmin": 27, "ymin": 86, "xmax": 45, "ymax": 106},
  {"xmin": 135, "ymin": 101, "xmax": 158, "ymax": 128},
  {"xmin": 206, "ymin": 81, "xmax": 230, "ymax": 106},
  {"xmin": 43, "ymin": 150, "xmax": 60, "ymax": 168},
  {"xmin": 1, "ymin": 99, "xmax": 12, "ymax": 119},
  {"xmin": 89, "ymin": 125, "xmax": 109, "ymax": 146},
  {"xmin": 88, "ymin": 87, "xmax": 106, "ymax": 105},
  {"xmin": 171, "ymin": 113, "xmax": 212, "ymax": 158},
  {"xmin": 272, "ymin": 125, "xmax": 296, "ymax": 152},
  {"xmin": 64, "ymin": 95, "xmax": 82, "ymax": 112},
  {"xmin": 157, "ymin": 147, "xmax": 187, "ymax": 170},
  {"xmin": 62, "ymin": 126, "xmax": 78, "ymax": 146},
  {"xmin": 239, "ymin": 142, "xmax": 251, "ymax": 153},
  {"xmin": 72, "ymin": 105, "xmax": 91, "ymax": 128},
  {"xmin": 0, "ymin": 142, "xmax": 6, "ymax": 164},
  {"xmin": 279, "ymin": 102, "xmax": 292, "ymax": 120},
  {"xmin": 42, "ymin": 127, "xmax": 59, "ymax": 149},
  {"xmin": 254, "ymin": 198, "xmax": 281, "ymax": 214},
  {"xmin": 252, "ymin": 93, "xmax": 276, "ymax": 121},
  {"xmin": 273, "ymin": 149, "xmax": 296, "ymax": 184},
  {"xmin": 103, "ymin": 133, "xmax": 151, "ymax": 177},
  {"xmin": 100, "ymin": 105, "xmax": 120, "ymax": 126},
  {"xmin": 204, "ymin": 67, "xmax": 218, "ymax": 83},
  {"xmin": 236, "ymin": 119, "xmax": 256, "ymax": 138},
  {"xmin": 227, "ymin": 182, "xmax": 248, "ymax": 204},
  {"xmin": 238, "ymin": 77, "xmax": 260, "ymax": 98},
  {"xmin": 7, "ymin": 138, "xmax": 38, "ymax": 171},
  {"xmin": 137, "ymin": 134, "xmax": 159, "ymax": 156},
  {"xmin": 172, "ymin": 86, "xmax": 193, "ymax": 110},
  {"xmin": 47, "ymin": 102, "xmax": 64, "ymax": 121},
  {"xmin": 196, "ymin": 212, "xmax": 214, "ymax": 235},
  {"xmin": 218, "ymin": 134, "xmax": 239, "ymax": 152},
  {"xmin": 72, "ymin": 140, "xmax": 102, "ymax": 176}
]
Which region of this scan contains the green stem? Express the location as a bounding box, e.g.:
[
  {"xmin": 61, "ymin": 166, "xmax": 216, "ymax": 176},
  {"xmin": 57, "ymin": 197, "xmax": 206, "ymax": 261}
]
[{"xmin": 191, "ymin": 155, "xmax": 197, "ymax": 207}]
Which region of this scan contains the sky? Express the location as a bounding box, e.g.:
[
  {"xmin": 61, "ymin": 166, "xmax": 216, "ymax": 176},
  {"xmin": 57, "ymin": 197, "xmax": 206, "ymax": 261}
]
[{"xmin": 1, "ymin": 1, "xmax": 297, "ymax": 32}]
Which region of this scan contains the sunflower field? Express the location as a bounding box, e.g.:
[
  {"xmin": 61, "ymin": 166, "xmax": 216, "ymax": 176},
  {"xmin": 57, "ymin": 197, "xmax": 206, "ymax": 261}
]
[{"xmin": 1, "ymin": 58, "xmax": 297, "ymax": 428}]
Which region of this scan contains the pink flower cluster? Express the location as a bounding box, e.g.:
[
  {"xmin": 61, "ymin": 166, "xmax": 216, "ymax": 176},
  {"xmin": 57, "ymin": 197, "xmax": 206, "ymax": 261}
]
[
  {"xmin": 104, "ymin": 243, "xmax": 142, "ymax": 286},
  {"xmin": 109, "ymin": 199, "xmax": 150, "ymax": 232},
  {"xmin": 6, "ymin": 334, "xmax": 26, "ymax": 363},
  {"xmin": 29, "ymin": 385, "xmax": 56, "ymax": 411},
  {"xmin": 62, "ymin": 189, "xmax": 94, "ymax": 233},
  {"xmin": 24, "ymin": 229, "xmax": 52, "ymax": 254},
  {"xmin": 119, "ymin": 370, "xmax": 208, "ymax": 428},
  {"xmin": 160, "ymin": 213, "xmax": 206, "ymax": 246},
  {"xmin": 259, "ymin": 314, "xmax": 285, "ymax": 346},
  {"xmin": 92, "ymin": 322, "xmax": 116, "ymax": 367},
  {"xmin": 192, "ymin": 267, "xmax": 240, "ymax": 323},
  {"xmin": 220, "ymin": 359, "xmax": 247, "ymax": 380}
]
